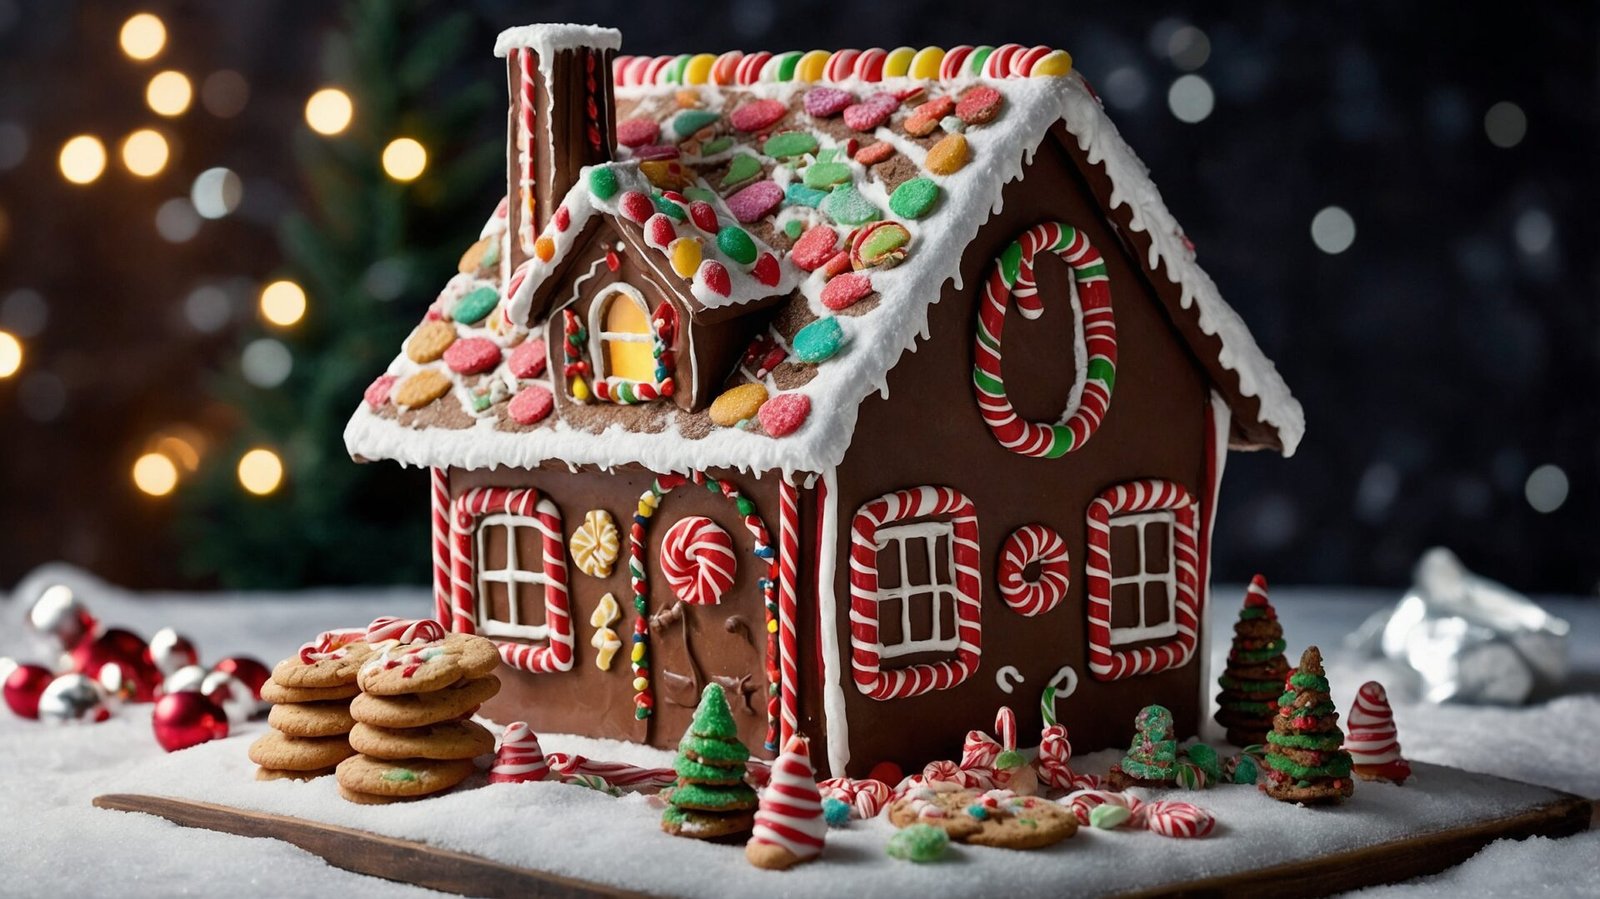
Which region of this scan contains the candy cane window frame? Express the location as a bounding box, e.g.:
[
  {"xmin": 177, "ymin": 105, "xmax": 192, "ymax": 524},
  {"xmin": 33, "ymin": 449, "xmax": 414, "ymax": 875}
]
[
  {"xmin": 1104, "ymin": 510, "xmax": 1179, "ymax": 645},
  {"xmin": 474, "ymin": 512, "xmax": 562, "ymax": 641},
  {"xmin": 873, "ymin": 521, "xmax": 962, "ymax": 659},
  {"xmin": 1085, "ymin": 479, "xmax": 1199, "ymax": 682},
  {"xmin": 451, "ymin": 487, "xmax": 575, "ymax": 674},
  {"xmin": 849, "ymin": 486, "xmax": 982, "ymax": 700}
]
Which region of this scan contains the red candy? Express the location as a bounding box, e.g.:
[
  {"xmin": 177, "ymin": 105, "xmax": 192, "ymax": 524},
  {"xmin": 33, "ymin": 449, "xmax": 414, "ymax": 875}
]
[
  {"xmin": 821, "ymin": 272, "xmax": 872, "ymax": 310},
  {"xmin": 790, "ymin": 225, "xmax": 839, "ymax": 271},
  {"xmin": 803, "ymin": 87, "xmax": 855, "ymax": 118},
  {"xmin": 752, "ymin": 252, "xmax": 780, "ymax": 287},
  {"xmin": 688, "ymin": 201, "xmax": 719, "ymax": 232},
  {"xmin": 853, "ymin": 141, "xmax": 894, "ymax": 166},
  {"xmin": 364, "ymin": 374, "xmax": 398, "ymax": 409},
  {"xmin": 633, "ymin": 144, "xmax": 680, "ymax": 161},
  {"xmin": 443, "ymin": 337, "xmax": 501, "ymax": 375},
  {"xmin": 729, "ymin": 98, "xmax": 787, "ymax": 132},
  {"xmin": 956, "ymin": 86, "xmax": 1004, "ymax": 125},
  {"xmin": 508, "ymin": 338, "xmax": 547, "ymax": 379},
  {"xmin": 699, "ymin": 261, "xmax": 731, "ymax": 297},
  {"xmin": 644, "ymin": 213, "xmax": 676, "ymax": 249},
  {"xmin": 915, "ymin": 96, "xmax": 956, "ymax": 120},
  {"xmin": 618, "ymin": 191, "xmax": 653, "ymax": 223},
  {"xmin": 758, "ymin": 393, "xmax": 810, "ymax": 437},
  {"xmin": 842, "ymin": 93, "xmax": 900, "ymax": 132},
  {"xmin": 616, "ymin": 118, "xmax": 660, "ymax": 148},
  {"xmin": 820, "ymin": 251, "xmax": 852, "ymax": 279},
  {"xmin": 508, "ymin": 386, "xmax": 554, "ymax": 425},
  {"xmin": 725, "ymin": 180, "xmax": 784, "ymax": 223},
  {"xmin": 553, "ymin": 206, "xmax": 571, "ymax": 232}
]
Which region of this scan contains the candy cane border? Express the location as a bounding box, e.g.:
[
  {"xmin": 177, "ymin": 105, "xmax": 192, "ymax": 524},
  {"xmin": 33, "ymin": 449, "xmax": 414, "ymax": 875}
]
[
  {"xmin": 450, "ymin": 487, "xmax": 575, "ymax": 674},
  {"xmin": 1085, "ymin": 479, "xmax": 1199, "ymax": 681},
  {"xmin": 996, "ymin": 523, "xmax": 1071, "ymax": 617},
  {"xmin": 777, "ymin": 476, "xmax": 801, "ymax": 749},
  {"xmin": 849, "ymin": 486, "xmax": 981, "ymax": 700},
  {"xmin": 973, "ymin": 221, "xmax": 1117, "ymax": 459}
]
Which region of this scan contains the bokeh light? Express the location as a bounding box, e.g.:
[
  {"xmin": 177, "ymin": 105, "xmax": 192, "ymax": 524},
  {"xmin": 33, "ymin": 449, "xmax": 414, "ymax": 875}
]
[
  {"xmin": 1167, "ymin": 74, "xmax": 1214, "ymax": 123},
  {"xmin": 305, "ymin": 88, "xmax": 354, "ymax": 135},
  {"xmin": 58, "ymin": 135, "xmax": 106, "ymax": 184},
  {"xmin": 132, "ymin": 453, "xmax": 179, "ymax": 497},
  {"xmin": 1310, "ymin": 206, "xmax": 1357, "ymax": 254},
  {"xmin": 1524, "ymin": 464, "xmax": 1568, "ymax": 513},
  {"xmin": 0, "ymin": 289, "xmax": 47, "ymax": 338},
  {"xmin": 1166, "ymin": 26, "xmax": 1211, "ymax": 71},
  {"xmin": 201, "ymin": 70, "xmax": 250, "ymax": 118},
  {"xmin": 259, "ymin": 280, "xmax": 307, "ymax": 327},
  {"xmin": 0, "ymin": 121, "xmax": 28, "ymax": 171},
  {"xmin": 146, "ymin": 70, "xmax": 193, "ymax": 117},
  {"xmin": 191, "ymin": 167, "xmax": 242, "ymax": 218},
  {"xmin": 120, "ymin": 128, "xmax": 169, "ymax": 177},
  {"xmin": 0, "ymin": 329, "xmax": 21, "ymax": 378},
  {"xmin": 119, "ymin": 13, "xmax": 166, "ymax": 61},
  {"xmin": 155, "ymin": 197, "xmax": 201, "ymax": 242},
  {"xmin": 1484, "ymin": 101, "xmax": 1526, "ymax": 148},
  {"xmin": 382, "ymin": 138, "xmax": 427, "ymax": 181},
  {"xmin": 241, "ymin": 338, "xmax": 292, "ymax": 388},
  {"xmin": 238, "ymin": 448, "xmax": 285, "ymax": 496},
  {"xmin": 183, "ymin": 284, "xmax": 232, "ymax": 333}
]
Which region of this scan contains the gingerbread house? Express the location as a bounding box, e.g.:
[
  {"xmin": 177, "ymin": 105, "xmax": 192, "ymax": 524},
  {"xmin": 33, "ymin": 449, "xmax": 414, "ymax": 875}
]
[{"xmin": 344, "ymin": 24, "xmax": 1303, "ymax": 779}]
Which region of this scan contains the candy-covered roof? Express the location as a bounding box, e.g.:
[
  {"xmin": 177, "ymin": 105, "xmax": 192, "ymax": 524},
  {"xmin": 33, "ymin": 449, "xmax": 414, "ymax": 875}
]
[{"xmin": 345, "ymin": 44, "xmax": 1303, "ymax": 478}]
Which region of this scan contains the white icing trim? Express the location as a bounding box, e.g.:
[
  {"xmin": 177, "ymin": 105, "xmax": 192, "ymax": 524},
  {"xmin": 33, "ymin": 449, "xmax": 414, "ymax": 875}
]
[
  {"xmin": 816, "ymin": 467, "xmax": 849, "ymax": 777},
  {"xmin": 1198, "ymin": 390, "xmax": 1231, "ymax": 722},
  {"xmin": 1103, "ymin": 510, "xmax": 1180, "ymax": 645},
  {"xmin": 493, "ymin": 24, "xmax": 620, "ymax": 59}
]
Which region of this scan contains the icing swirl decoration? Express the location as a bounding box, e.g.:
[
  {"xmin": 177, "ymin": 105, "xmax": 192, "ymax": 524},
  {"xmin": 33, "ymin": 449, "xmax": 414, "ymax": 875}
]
[
  {"xmin": 996, "ymin": 524, "xmax": 1071, "ymax": 616},
  {"xmin": 569, "ymin": 509, "xmax": 620, "ymax": 577},
  {"xmin": 660, "ymin": 516, "xmax": 738, "ymax": 606},
  {"xmin": 972, "ymin": 221, "xmax": 1117, "ymax": 458}
]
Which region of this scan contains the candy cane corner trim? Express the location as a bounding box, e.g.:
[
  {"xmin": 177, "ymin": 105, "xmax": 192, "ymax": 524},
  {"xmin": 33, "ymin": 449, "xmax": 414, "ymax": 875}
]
[
  {"xmin": 450, "ymin": 486, "xmax": 576, "ymax": 674},
  {"xmin": 997, "ymin": 523, "xmax": 1071, "ymax": 616},
  {"xmin": 1084, "ymin": 479, "xmax": 1200, "ymax": 682},
  {"xmin": 848, "ymin": 486, "xmax": 982, "ymax": 701},
  {"xmin": 973, "ymin": 221, "xmax": 1117, "ymax": 459}
]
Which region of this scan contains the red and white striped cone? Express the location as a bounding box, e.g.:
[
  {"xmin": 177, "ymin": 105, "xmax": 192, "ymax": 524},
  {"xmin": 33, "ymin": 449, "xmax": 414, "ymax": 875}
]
[
  {"xmin": 489, "ymin": 722, "xmax": 549, "ymax": 784},
  {"xmin": 1347, "ymin": 681, "xmax": 1411, "ymax": 785},
  {"xmin": 746, "ymin": 735, "xmax": 825, "ymax": 870}
]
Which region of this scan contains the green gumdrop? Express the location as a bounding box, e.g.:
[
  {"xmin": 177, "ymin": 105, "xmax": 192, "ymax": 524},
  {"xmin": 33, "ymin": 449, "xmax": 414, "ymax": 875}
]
[
  {"xmin": 763, "ymin": 131, "xmax": 819, "ymax": 159},
  {"xmin": 1232, "ymin": 756, "xmax": 1260, "ymax": 784},
  {"xmin": 1185, "ymin": 743, "xmax": 1222, "ymax": 781},
  {"xmin": 995, "ymin": 749, "xmax": 1025, "ymax": 770},
  {"xmin": 1089, "ymin": 803, "xmax": 1131, "ymax": 829},
  {"xmin": 721, "ymin": 154, "xmax": 762, "ymax": 188},
  {"xmin": 803, "ymin": 161, "xmax": 852, "ymax": 190},
  {"xmin": 889, "ymin": 177, "xmax": 941, "ymax": 220},
  {"xmin": 672, "ymin": 110, "xmax": 721, "ymax": 139},
  {"xmin": 716, "ymin": 226, "xmax": 758, "ymax": 265},
  {"xmin": 652, "ymin": 193, "xmax": 687, "ymax": 220},
  {"xmin": 886, "ymin": 823, "xmax": 949, "ymax": 862},
  {"xmin": 820, "ymin": 185, "xmax": 880, "ymax": 226},
  {"xmin": 689, "ymin": 683, "xmax": 738, "ymax": 739},
  {"xmin": 589, "ymin": 167, "xmax": 618, "ymax": 200},
  {"xmin": 859, "ymin": 222, "xmax": 910, "ymax": 263},
  {"xmin": 784, "ymin": 219, "xmax": 804, "ymax": 239},
  {"xmin": 792, "ymin": 316, "xmax": 844, "ymax": 363},
  {"xmin": 785, "ymin": 183, "xmax": 829, "ymax": 208},
  {"xmin": 699, "ymin": 136, "xmax": 734, "ymax": 156},
  {"xmin": 452, "ymin": 287, "xmax": 499, "ymax": 325}
]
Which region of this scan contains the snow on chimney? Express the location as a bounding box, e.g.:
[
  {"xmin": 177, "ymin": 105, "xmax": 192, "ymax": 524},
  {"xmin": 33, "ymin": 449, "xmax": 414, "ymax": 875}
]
[{"xmin": 495, "ymin": 24, "xmax": 620, "ymax": 274}]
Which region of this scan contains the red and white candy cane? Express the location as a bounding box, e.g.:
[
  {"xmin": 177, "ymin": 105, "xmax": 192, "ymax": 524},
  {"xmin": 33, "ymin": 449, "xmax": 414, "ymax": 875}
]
[
  {"xmin": 1066, "ymin": 789, "xmax": 1145, "ymax": 826},
  {"xmin": 545, "ymin": 752, "xmax": 675, "ymax": 791},
  {"xmin": 1085, "ymin": 479, "xmax": 1200, "ymax": 681},
  {"xmin": 1144, "ymin": 800, "xmax": 1216, "ymax": 838},
  {"xmin": 659, "ymin": 516, "xmax": 737, "ymax": 606},
  {"xmin": 516, "ymin": 48, "xmax": 538, "ymax": 256},
  {"xmin": 1036, "ymin": 724, "xmax": 1101, "ymax": 792},
  {"xmin": 488, "ymin": 722, "xmax": 549, "ymax": 784},
  {"xmin": 961, "ymin": 729, "xmax": 1001, "ymax": 771},
  {"xmin": 994, "ymin": 706, "xmax": 1017, "ymax": 752},
  {"xmin": 972, "ymin": 221, "xmax": 1117, "ymax": 459},
  {"xmin": 777, "ymin": 477, "xmax": 801, "ymax": 748},
  {"xmin": 849, "ymin": 486, "xmax": 981, "ymax": 700},
  {"xmin": 451, "ymin": 487, "xmax": 574, "ymax": 674},
  {"xmin": 819, "ymin": 777, "xmax": 892, "ymax": 819},
  {"xmin": 366, "ymin": 617, "xmax": 445, "ymax": 645},
  {"xmin": 997, "ymin": 524, "xmax": 1071, "ymax": 616},
  {"xmin": 297, "ymin": 628, "xmax": 364, "ymax": 664},
  {"xmin": 431, "ymin": 468, "xmax": 453, "ymax": 627}
]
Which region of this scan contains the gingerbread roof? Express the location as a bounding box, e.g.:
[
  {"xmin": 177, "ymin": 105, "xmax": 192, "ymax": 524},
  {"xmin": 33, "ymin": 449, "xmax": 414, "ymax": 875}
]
[{"xmin": 344, "ymin": 40, "xmax": 1304, "ymax": 477}]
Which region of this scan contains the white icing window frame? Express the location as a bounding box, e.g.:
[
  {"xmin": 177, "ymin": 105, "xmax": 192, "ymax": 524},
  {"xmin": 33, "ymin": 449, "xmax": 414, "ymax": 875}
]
[
  {"xmin": 1104, "ymin": 510, "xmax": 1179, "ymax": 646},
  {"xmin": 475, "ymin": 512, "xmax": 558, "ymax": 642},
  {"xmin": 587, "ymin": 282, "xmax": 652, "ymax": 383},
  {"xmin": 872, "ymin": 521, "xmax": 961, "ymax": 659},
  {"xmin": 1085, "ymin": 479, "xmax": 1200, "ymax": 682}
]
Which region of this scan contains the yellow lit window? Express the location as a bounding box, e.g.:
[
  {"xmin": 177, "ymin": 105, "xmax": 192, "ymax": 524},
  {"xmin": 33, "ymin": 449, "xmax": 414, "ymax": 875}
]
[{"xmin": 596, "ymin": 285, "xmax": 656, "ymax": 383}]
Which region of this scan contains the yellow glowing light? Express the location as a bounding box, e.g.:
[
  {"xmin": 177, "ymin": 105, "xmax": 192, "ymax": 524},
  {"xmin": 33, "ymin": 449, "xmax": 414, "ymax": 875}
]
[
  {"xmin": 304, "ymin": 88, "xmax": 353, "ymax": 136},
  {"xmin": 132, "ymin": 453, "xmax": 179, "ymax": 497},
  {"xmin": 59, "ymin": 135, "xmax": 107, "ymax": 185},
  {"xmin": 120, "ymin": 129, "xmax": 169, "ymax": 177},
  {"xmin": 0, "ymin": 330, "xmax": 20, "ymax": 378},
  {"xmin": 381, "ymin": 138, "xmax": 427, "ymax": 182},
  {"xmin": 259, "ymin": 279, "xmax": 307, "ymax": 327},
  {"xmin": 238, "ymin": 448, "xmax": 284, "ymax": 496},
  {"xmin": 119, "ymin": 13, "xmax": 166, "ymax": 61},
  {"xmin": 155, "ymin": 434, "xmax": 202, "ymax": 472},
  {"xmin": 146, "ymin": 71, "xmax": 193, "ymax": 117}
]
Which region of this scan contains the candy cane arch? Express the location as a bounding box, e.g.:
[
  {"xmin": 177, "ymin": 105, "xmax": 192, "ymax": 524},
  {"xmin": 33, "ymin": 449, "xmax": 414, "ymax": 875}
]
[
  {"xmin": 849, "ymin": 486, "xmax": 981, "ymax": 700},
  {"xmin": 628, "ymin": 471, "xmax": 782, "ymax": 751},
  {"xmin": 1084, "ymin": 479, "xmax": 1199, "ymax": 681},
  {"xmin": 996, "ymin": 524, "xmax": 1071, "ymax": 616},
  {"xmin": 450, "ymin": 487, "xmax": 574, "ymax": 674},
  {"xmin": 973, "ymin": 221, "xmax": 1117, "ymax": 458},
  {"xmin": 777, "ymin": 476, "xmax": 801, "ymax": 748}
]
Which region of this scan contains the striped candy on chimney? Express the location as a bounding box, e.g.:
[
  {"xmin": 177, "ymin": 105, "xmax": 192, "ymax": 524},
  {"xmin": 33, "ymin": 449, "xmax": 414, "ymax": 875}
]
[{"xmin": 495, "ymin": 25, "xmax": 621, "ymax": 278}]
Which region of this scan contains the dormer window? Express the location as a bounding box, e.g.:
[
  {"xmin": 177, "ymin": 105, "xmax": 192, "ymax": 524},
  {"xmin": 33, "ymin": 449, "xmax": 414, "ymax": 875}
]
[{"xmin": 593, "ymin": 284, "xmax": 655, "ymax": 383}]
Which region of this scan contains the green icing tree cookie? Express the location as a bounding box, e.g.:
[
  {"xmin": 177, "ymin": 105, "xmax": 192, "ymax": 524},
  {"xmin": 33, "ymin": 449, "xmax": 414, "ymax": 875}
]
[
  {"xmin": 1110, "ymin": 704, "xmax": 1178, "ymax": 787},
  {"xmin": 1263, "ymin": 645, "xmax": 1354, "ymax": 804},
  {"xmin": 1215, "ymin": 575, "xmax": 1290, "ymax": 746},
  {"xmin": 661, "ymin": 684, "xmax": 757, "ymax": 840}
]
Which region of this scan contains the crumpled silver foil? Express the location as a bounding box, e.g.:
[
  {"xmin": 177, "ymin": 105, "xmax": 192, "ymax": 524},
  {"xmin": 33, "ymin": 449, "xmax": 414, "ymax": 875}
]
[{"xmin": 1350, "ymin": 547, "xmax": 1569, "ymax": 704}]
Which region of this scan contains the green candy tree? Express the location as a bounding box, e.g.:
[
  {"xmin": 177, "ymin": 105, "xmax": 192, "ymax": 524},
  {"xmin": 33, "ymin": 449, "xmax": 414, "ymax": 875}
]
[
  {"xmin": 1215, "ymin": 574, "xmax": 1290, "ymax": 746},
  {"xmin": 1112, "ymin": 704, "xmax": 1178, "ymax": 787},
  {"xmin": 662, "ymin": 684, "xmax": 757, "ymax": 839},
  {"xmin": 1264, "ymin": 646, "xmax": 1355, "ymax": 803}
]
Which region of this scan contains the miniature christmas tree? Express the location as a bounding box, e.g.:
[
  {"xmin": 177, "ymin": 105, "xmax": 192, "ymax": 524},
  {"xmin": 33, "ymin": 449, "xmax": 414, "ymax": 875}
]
[
  {"xmin": 662, "ymin": 683, "xmax": 758, "ymax": 839},
  {"xmin": 1109, "ymin": 704, "xmax": 1178, "ymax": 789},
  {"xmin": 1263, "ymin": 646, "xmax": 1354, "ymax": 803},
  {"xmin": 745, "ymin": 734, "xmax": 826, "ymax": 869},
  {"xmin": 1347, "ymin": 681, "xmax": 1412, "ymax": 785},
  {"xmin": 1214, "ymin": 575, "xmax": 1289, "ymax": 747}
]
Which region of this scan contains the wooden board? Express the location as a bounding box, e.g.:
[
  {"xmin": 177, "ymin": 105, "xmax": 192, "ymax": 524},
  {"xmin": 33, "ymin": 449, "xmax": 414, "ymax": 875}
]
[{"xmin": 94, "ymin": 784, "xmax": 1592, "ymax": 899}]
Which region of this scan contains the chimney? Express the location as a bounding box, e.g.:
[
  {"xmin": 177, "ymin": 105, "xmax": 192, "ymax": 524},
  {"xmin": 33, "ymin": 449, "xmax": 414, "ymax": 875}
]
[{"xmin": 495, "ymin": 25, "xmax": 621, "ymax": 274}]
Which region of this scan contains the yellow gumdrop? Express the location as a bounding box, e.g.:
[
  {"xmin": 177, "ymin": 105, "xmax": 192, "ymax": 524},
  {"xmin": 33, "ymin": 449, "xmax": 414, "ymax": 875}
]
[
  {"xmin": 766, "ymin": 619, "xmax": 778, "ymax": 634},
  {"xmin": 631, "ymin": 643, "xmax": 645, "ymax": 663},
  {"xmin": 883, "ymin": 47, "xmax": 915, "ymax": 78},
  {"xmin": 534, "ymin": 235, "xmax": 555, "ymax": 262},
  {"xmin": 796, "ymin": 50, "xmax": 830, "ymax": 83},
  {"xmin": 571, "ymin": 376, "xmax": 590, "ymax": 402},
  {"xmin": 669, "ymin": 237, "xmax": 702, "ymax": 278},
  {"xmin": 684, "ymin": 53, "xmax": 717, "ymax": 85},
  {"xmin": 708, "ymin": 383, "xmax": 770, "ymax": 427},
  {"xmin": 910, "ymin": 46, "xmax": 946, "ymax": 79},
  {"xmin": 632, "ymin": 676, "xmax": 649, "ymax": 691},
  {"xmin": 1031, "ymin": 49, "xmax": 1073, "ymax": 77}
]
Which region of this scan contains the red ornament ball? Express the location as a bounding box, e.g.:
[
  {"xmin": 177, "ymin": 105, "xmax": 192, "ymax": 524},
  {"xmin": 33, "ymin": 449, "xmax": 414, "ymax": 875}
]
[
  {"xmin": 152, "ymin": 691, "xmax": 230, "ymax": 752},
  {"xmin": 3, "ymin": 662, "xmax": 55, "ymax": 719},
  {"xmin": 867, "ymin": 760, "xmax": 904, "ymax": 785},
  {"xmin": 27, "ymin": 584, "xmax": 98, "ymax": 653},
  {"xmin": 146, "ymin": 627, "xmax": 200, "ymax": 677},
  {"xmin": 72, "ymin": 629, "xmax": 163, "ymax": 702},
  {"xmin": 212, "ymin": 656, "xmax": 270, "ymax": 708}
]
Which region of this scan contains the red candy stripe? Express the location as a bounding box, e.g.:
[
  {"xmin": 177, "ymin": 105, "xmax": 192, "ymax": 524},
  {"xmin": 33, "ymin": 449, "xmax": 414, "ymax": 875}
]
[
  {"xmin": 997, "ymin": 524, "xmax": 1071, "ymax": 616},
  {"xmin": 659, "ymin": 516, "xmax": 737, "ymax": 606},
  {"xmin": 1085, "ymin": 479, "xmax": 1200, "ymax": 681},
  {"xmin": 736, "ymin": 52, "xmax": 771, "ymax": 85},
  {"xmin": 450, "ymin": 487, "xmax": 573, "ymax": 674},
  {"xmin": 1145, "ymin": 800, "xmax": 1216, "ymax": 838},
  {"xmin": 824, "ymin": 49, "xmax": 860, "ymax": 82},
  {"xmin": 431, "ymin": 467, "xmax": 454, "ymax": 627},
  {"xmin": 983, "ymin": 44, "xmax": 1024, "ymax": 79},
  {"xmin": 853, "ymin": 48, "xmax": 887, "ymax": 82},
  {"xmin": 489, "ymin": 721, "xmax": 550, "ymax": 784},
  {"xmin": 712, "ymin": 51, "xmax": 743, "ymax": 85},
  {"xmin": 938, "ymin": 46, "xmax": 974, "ymax": 81},
  {"xmin": 366, "ymin": 616, "xmax": 445, "ymax": 645},
  {"xmin": 777, "ymin": 477, "xmax": 801, "ymax": 747}
]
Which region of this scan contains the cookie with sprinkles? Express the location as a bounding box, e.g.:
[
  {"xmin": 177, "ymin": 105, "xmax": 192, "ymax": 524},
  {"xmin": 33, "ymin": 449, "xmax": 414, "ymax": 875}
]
[
  {"xmin": 357, "ymin": 632, "xmax": 500, "ymax": 696},
  {"xmin": 887, "ymin": 787, "xmax": 1077, "ymax": 850}
]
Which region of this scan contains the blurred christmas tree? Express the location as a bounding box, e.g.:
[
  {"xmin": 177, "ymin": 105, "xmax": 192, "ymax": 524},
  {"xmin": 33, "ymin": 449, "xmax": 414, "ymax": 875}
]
[{"xmin": 177, "ymin": 0, "xmax": 501, "ymax": 587}]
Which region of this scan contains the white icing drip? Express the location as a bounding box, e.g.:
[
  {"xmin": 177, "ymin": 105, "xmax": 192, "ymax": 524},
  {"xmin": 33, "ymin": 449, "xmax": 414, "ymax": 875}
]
[
  {"xmin": 1197, "ymin": 391, "xmax": 1231, "ymax": 719},
  {"xmin": 493, "ymin": 24, "xmax": 621, "ymax": 60},
  {"xmin": 816, "ymin": 467, "xmax": 849, "ymax": 777}
]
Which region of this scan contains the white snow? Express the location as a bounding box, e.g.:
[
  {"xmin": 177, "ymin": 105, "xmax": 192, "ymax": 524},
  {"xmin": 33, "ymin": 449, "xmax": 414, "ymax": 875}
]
[
  {"xmin": 492, "ymin": 24, "xmax": 620, "ymax": 60},
  {"xmin": 2, "ymin": 566, "xmax": 1593, "ymax": 898}
]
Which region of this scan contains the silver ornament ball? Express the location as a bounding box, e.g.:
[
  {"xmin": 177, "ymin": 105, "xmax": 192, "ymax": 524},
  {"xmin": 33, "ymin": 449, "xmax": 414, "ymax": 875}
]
[
  {"xmin": 27, "ymin": 584, "xmax": 98, "ymax": 654},
  {"xmin": 162, "ymin": 664, "xmax": 209, "ymax": 696},
  {"xmin": 37, "ymin": 673, "xmax": 112, "ymax": 724}
]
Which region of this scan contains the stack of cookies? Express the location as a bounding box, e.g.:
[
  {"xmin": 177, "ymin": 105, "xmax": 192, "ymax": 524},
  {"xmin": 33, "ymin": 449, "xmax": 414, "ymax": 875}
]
[
  {"xmin": 337, "ymin": 632, "xmax": 501, "ymax": 805},
  {"xmin": 250, "ymin": 636, "xmax": 371, "ymax": 781}
]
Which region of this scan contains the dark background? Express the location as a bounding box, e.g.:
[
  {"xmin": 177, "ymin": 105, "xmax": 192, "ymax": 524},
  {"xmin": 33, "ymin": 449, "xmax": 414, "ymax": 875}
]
[{"xmin": 0, "ymin": 1, "xmax": 1594, "ymax": 594}]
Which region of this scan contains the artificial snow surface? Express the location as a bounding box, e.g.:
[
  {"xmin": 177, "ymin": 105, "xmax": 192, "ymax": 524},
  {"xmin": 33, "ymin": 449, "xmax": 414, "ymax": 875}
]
[{"xmin": 2, "ymin": 564, "xmax": 1595, "ymax": 898}]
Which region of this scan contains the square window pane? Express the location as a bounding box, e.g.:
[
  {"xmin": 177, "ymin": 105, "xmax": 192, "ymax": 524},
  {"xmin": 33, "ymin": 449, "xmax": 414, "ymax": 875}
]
[
  {"xmin": 1109, "ymin": 524, "xmax": 1141, "ymax": 579},
  {"xmin": 878, "ymin": 597, "xmax": 904, "ymax": 646},
  {"xmin": 516, "ymin": 581, "xmax": 548, "ymax": 629},
  {"xmin": 486, "ymin": 580, "xmax": 513, "ymax": 625},
  {"xmin": 903, "ymin": 536, "xmax": 931, "ymax": 588},
  {"xmin": 1110, "ymin": 582, "xmax": 1142, "ymax": 629},
  {"xmin": 1144, "ymin": 523, "xmax": 1171, "ymax": 574},
  {"xmin": 483, "ymin": 523, "xmax": 509, "ymax": 572},
  {"xmin": 877, "ymin": 544, "xmax": 902, "ymax": 590},
  {"xmin": 904, "ymin": 591, "xmax": 938, "ymax": 642},
  {"xmin": 512, "ymin": 527, "xmax": 545, "ymax": 578},
  {"xmin": 936, "ymin": 592, "xmax": 956, "ymax": 642},
  {"xmin": 1143, "ymin": 581, "xmax": 1172, "ymax": 627}
]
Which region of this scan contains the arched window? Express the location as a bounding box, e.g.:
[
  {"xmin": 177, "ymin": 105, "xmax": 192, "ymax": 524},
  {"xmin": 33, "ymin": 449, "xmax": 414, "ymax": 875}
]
[{"xmin": 592, "ymin": 283, "xmax": 655, "ymax": 383}]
